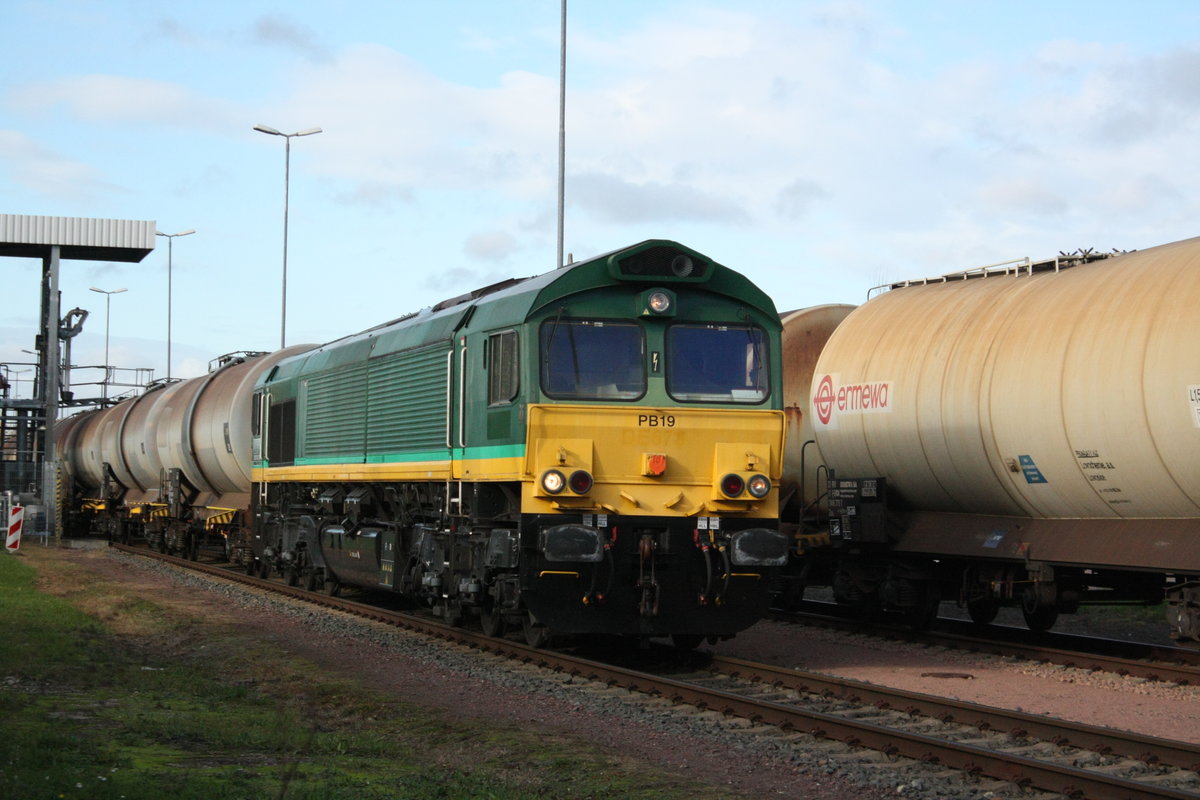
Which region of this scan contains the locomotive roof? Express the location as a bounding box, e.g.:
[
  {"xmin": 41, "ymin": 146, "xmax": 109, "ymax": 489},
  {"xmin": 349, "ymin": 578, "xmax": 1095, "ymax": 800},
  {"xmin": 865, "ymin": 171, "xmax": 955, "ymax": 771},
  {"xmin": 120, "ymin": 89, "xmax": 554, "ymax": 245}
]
[{"xmin": 263, "ymin": 240, "xmax": 777, "ymax": 382}]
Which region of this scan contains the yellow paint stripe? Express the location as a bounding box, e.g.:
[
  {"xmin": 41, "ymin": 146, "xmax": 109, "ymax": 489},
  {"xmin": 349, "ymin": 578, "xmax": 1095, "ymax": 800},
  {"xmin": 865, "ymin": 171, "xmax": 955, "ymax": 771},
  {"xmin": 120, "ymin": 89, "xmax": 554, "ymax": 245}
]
[{"xmin": 253, "ymin": 455, "xmax": 524, "ymax": 483}]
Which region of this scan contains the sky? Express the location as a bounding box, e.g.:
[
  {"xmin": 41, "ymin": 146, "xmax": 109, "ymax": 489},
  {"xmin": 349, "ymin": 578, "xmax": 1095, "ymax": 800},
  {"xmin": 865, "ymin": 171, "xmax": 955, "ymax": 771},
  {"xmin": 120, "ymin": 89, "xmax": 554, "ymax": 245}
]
[{"xmin": 2, "ymin": 0, "xmax": 1200, "ymax": 394}]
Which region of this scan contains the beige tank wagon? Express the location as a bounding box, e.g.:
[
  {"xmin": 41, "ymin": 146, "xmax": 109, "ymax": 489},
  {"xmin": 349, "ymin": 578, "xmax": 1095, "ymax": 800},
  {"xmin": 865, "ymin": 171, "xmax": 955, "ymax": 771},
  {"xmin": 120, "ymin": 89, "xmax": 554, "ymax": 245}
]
[{"xmin": 781, "ymin": 237, "xmax": 1200, "ymax": 642}]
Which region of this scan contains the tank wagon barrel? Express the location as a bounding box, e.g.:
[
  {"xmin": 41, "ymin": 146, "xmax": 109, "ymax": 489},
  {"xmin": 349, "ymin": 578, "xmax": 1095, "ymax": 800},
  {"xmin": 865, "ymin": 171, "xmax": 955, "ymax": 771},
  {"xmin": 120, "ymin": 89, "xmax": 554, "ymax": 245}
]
[
  {"xmin": 59, "ymin": 346, "xmax": 313, "ymax": 553},
  {"xmin": 781, "ymin": 236, "xmax": 1200, "ymax": 641}
]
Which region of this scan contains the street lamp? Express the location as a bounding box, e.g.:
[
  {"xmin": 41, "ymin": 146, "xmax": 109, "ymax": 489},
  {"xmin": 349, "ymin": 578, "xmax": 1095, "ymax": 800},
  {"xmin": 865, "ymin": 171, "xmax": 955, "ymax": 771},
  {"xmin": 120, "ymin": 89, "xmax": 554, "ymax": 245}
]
[
  {"xmin": 155, "ymin": 228, "xmax": 196, "ymax": 379},
  {"xmin": 253, "ymin": 123, "xmax": 322, "ymax": 349},
  {"xmin": 89, "ymin": 286, "xmax": 127, "ymax": 400}
]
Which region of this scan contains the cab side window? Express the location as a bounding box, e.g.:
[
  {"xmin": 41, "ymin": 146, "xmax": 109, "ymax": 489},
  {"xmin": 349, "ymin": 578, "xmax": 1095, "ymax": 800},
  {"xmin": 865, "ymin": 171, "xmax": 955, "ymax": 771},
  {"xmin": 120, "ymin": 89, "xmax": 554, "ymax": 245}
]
[{"xmin": 488, "ymin": 330, "xmax": 519, "ymax": 405}]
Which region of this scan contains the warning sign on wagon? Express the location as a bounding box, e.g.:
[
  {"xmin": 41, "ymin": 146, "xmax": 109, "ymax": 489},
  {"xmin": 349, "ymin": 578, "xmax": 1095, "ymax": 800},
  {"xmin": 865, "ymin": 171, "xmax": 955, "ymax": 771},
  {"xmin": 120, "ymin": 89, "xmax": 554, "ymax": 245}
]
[{"xmin": 1189, "ymin": 385, "xmax": 1200, "ymax": 428}]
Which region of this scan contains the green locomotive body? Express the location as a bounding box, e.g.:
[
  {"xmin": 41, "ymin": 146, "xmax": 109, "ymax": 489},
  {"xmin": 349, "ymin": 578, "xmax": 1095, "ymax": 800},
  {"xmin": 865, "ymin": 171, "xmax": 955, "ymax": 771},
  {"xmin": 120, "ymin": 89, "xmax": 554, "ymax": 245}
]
[{"xmin": 250, "ymin": 240, "xmax": 787, "ymax": 645}]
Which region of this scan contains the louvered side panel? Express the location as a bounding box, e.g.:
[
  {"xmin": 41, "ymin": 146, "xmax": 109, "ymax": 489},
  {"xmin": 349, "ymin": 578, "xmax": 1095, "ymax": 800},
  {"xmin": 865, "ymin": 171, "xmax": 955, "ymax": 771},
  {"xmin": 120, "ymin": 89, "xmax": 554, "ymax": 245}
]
[
  {"xmin": 367, "ymin": 344, "xmax": 450, "ymax": 455},
  {"xmin": 301, "ymin": 363, "xmax": 368, "ymax": 459}
]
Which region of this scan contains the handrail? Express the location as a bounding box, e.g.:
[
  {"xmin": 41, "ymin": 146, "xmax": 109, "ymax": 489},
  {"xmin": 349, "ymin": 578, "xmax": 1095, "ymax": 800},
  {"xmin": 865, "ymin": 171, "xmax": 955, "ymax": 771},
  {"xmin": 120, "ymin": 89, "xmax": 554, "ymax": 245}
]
[{"xmin": 866, "ymin": 248, "xmax": 1124, "ymax": 300}]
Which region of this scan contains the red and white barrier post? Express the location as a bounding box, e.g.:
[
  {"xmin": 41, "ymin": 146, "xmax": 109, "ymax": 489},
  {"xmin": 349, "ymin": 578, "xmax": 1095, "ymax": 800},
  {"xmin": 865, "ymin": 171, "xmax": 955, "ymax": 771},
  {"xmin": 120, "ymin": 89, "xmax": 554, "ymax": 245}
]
[{"xmin": 4, "ymin": 495, "xmax": 23, "ymax": 553}]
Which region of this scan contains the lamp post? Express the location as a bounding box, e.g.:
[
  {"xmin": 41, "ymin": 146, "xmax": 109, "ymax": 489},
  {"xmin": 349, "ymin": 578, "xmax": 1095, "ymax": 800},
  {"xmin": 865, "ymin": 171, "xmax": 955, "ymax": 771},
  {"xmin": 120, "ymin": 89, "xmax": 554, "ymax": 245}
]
[
  {"xmin": 89, "ymin": 286, "xmax": 127, "ymax": 400},
  {"xmin": 253, "ymin": 124, "xmax": 322, "ymax": 349},
  {"xmin": 155, "ymin": 228, "xmax": 196, "ymax": 379}
]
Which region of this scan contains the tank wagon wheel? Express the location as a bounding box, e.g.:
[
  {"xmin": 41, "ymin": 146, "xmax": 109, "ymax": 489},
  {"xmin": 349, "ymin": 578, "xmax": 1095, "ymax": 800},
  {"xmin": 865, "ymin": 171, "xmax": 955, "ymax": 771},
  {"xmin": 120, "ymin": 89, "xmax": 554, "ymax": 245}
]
[
  {"xmin": 324, "ymin": 577, "xmax": 341, "ymax": 597},
  {"xmin": 1021, "ymin": 584, "xmax": 1059, "ymax": 632},
  {"xmin": 901, "ymin": 583, "xmax": 942, "ymax": 630},
  {"xmin": 522, "ymin": 612, "xmax": 551, "ymax": 648},
  {"xmin": 1022, "ymin": 604, "xmax": 1059, "ymax": 632},
  {"xmin": 286, "ymin": 566, "xmax": 300, "ymax": 587},
  {"xmin": 967, "ymin": 596, "xmax": 1000, "ymax": 625},
  {"xmin": 257, "ymin": 559, "xmax": 272, "ymax": 580},
  {"xmin": 244, "ymin": 557, "xmax": 257, "ymax": 576}
]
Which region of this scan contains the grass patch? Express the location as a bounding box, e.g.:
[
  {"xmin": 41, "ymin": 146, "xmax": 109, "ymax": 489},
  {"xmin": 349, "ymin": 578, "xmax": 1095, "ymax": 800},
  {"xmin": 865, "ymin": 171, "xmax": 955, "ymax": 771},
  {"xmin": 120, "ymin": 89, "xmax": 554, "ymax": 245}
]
[{"xmin": 1, "ymin": 548, "xmax": 742, "ymax": 800}]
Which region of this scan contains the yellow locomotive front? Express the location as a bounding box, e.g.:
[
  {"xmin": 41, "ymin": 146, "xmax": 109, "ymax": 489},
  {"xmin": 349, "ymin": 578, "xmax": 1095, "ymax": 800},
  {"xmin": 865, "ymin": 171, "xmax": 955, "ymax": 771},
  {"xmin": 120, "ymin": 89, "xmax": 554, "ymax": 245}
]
[
  {"xmin": 518, "ymin": 402, "xmax": 785, "ymax": 644},
  {"xmin": 494, "ymin": 243, "xmax": 788, "ymax": 645}
]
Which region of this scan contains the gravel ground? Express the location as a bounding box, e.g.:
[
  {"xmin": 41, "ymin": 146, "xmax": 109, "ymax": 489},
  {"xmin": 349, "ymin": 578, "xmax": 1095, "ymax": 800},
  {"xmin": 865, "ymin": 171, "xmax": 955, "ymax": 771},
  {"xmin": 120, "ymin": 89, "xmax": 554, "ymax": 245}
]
[{"xmin": 30, "ymin": 541, "xmax": 1200, "ymax": 799}]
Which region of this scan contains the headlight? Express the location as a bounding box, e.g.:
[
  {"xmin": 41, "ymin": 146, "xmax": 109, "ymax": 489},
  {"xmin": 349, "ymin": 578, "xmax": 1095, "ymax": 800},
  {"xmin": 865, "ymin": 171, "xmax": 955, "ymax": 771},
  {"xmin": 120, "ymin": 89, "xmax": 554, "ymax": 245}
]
[
  {"xmin": 541, "ymin": 470, "xmax": 566, "ymax": 494},
  {"xmin": 568, "ymin": 469, "xmax": 593, "ymax": 494},
  {"xmin": 647, "ymin": 291, "xmax": 672, "ymax": 314},
  {"xmin": 747, "ymin": 474, "xmax": 771, "ymax": 498},
  {"xmin": 670, "ymin": 255, "xmax": 694, "ymax": 277},
  {"xmin": 719, "ymin": 473, "xmax": 745, "ymax": 498}
]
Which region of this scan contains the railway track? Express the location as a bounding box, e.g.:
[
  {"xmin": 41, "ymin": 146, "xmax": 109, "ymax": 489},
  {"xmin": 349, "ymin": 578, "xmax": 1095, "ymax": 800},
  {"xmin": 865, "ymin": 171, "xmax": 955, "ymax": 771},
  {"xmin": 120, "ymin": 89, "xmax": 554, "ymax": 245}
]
[
  {"xmin": 770, "ymin": 605, "xmax": 1200, "ymax": 686},
  {"xmin": 112, "ymin": 544, "xmax": 1200, "ymax": 799}
]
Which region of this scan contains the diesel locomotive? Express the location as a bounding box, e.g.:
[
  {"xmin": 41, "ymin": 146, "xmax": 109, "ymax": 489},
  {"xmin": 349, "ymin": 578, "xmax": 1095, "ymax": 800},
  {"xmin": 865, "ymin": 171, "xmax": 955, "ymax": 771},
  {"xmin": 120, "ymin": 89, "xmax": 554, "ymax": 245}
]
[
  {"xmin": 779, "ymin": 236, "xmax": 1200, "ymax": 643},
  {"xmin": 60, "ymin": 240, "xmax": 789, "ymax": 647}
]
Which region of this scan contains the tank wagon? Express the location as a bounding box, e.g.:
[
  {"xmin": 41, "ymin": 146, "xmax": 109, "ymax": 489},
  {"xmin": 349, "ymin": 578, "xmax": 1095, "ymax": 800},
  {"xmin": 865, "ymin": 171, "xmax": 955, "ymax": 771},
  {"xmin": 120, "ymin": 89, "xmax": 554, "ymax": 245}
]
[
  {"xmin": 60, "ymin": 240, "xmax": 788, "ymax": 647},
  {"xmin": 781, "ymin": 236, "xmax": 1200, "ymax": 642},
  {"xmin": 57, "ymin": 347, "xmax": 313, "ymax": 554}
]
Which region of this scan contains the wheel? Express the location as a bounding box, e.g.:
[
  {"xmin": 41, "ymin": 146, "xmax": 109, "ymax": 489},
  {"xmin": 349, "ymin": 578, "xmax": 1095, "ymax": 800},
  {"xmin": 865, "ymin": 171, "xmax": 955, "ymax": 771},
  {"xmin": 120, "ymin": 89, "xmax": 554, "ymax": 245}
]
[
  {"xmin": 776, "ymin": 580, "xmax": 805, "ymax": 612},
  {"xmin": 1021, "ymin": 584, "xmax": 1059, "ymax": 632},
  {"xmin": 286, "ymin": 566, "xmax": 300, "ymax": 587},
  {"xmin": 257, "ymin": 559, "xmax": 271, "ymax": 580},
  {"xmin": 1022, "ymin": 605, "xmax": 1059, "ymax": 632},
  {"xmin": 967, "ymin": 596, "xmax": 1000, "ymax": 625},
  {"xmin": 324, "ymin": 577, "xmax": 341, "ymax": 597},
  {"xmin": 522, "ymin": 612, "xmax": 550, "ymax": 648},
  {"xmin": 244, "ymin": 557, "xmax": 257, "ymax": 576},
  {"xmin": 670, "ymin": 634, "xmax": 704, "ymax": 651},
  {"xmin": 900, "ymin": 582, "xmax": 941, "ymax": 630},
  {"xmin": 479, "ymin": 603, "xmax": 505, "ymax": 638},
  {"xmin": 304, "ymin": 569, "xmax": 321, "ymax": 592}
]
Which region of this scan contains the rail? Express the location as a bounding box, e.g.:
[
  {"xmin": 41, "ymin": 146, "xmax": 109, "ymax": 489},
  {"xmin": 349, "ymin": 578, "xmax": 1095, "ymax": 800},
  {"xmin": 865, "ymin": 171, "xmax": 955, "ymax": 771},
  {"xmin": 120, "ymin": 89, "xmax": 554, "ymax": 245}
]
[{"xmin": 111, "ymin": 543, "xmax": 1200, "ymax": 800}]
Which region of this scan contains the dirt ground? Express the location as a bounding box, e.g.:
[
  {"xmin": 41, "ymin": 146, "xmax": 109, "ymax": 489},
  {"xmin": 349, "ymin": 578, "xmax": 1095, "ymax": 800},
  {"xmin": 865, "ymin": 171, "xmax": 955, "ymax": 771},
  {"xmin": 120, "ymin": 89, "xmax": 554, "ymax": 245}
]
[{"xmin": 15, "ymin": 542, "xmax": 900, "ymax": 800}]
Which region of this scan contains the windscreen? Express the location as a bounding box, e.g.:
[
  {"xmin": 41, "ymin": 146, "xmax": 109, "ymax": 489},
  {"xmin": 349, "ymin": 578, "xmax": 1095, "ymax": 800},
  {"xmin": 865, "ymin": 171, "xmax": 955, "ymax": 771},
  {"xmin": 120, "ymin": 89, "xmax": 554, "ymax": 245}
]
[
  {"xmin": 666, "ymin": 324, "xmax": 769, "ymax": 403},
  {"xmin": 540, "ymin": 320, "xmax": 646, "ymax": 400}
]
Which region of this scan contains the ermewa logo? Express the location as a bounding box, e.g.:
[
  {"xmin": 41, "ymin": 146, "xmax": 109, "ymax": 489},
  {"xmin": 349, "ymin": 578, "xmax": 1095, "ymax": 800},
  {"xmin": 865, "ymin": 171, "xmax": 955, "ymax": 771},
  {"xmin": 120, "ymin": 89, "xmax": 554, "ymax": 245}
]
[{"xmin": 813, "ymin": 373, "xmax": 894, "ymax": 427}]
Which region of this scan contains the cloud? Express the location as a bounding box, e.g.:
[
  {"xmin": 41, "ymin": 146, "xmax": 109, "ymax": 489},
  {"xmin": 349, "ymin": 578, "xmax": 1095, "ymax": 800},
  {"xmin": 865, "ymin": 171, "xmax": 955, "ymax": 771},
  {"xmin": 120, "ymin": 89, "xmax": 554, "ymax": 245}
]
[
  {"xmin": 976, "ymin": 177, "xmax": 1069, "ymax": 218},
  {"xmin": 570, "ymin": 172, "xmax": 749, "ymax": 224},
  {"xmin": 0, "ymin": 130, "xmax": 119, "ymax": 202},
  {"xmin": 7, "ymin": 75, "xmax": 245, "ymax": 132},
  {"xmin": 252, "ymin": 14, "xmax": 332, "ymax": 63},
  {"xmin": 775, "ymin": 179, "xmax": 829, "ymax": 221},
  {"xmin": 464, "ymin": 230, "xmax": 519, "ymax": 262},
  {"xmin": 334, "ymin": 181, "xmax": 415, "ymax": 209}
]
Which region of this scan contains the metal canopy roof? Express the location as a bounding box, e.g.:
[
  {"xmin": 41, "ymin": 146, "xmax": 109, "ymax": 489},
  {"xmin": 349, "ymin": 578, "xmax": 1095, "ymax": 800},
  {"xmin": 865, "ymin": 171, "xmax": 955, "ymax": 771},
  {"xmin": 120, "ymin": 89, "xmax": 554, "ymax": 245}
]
[{"xmin": 0, "ymin": 214, "xmax": 155, "ymax": 262}]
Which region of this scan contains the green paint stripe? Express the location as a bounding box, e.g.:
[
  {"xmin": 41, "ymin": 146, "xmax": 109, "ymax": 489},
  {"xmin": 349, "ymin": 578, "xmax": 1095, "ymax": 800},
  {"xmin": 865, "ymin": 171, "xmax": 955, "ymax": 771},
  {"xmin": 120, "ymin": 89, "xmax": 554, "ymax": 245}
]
[{"xmin": 286, "ymin": 443, "xmax": 526, "ymax": 467}]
